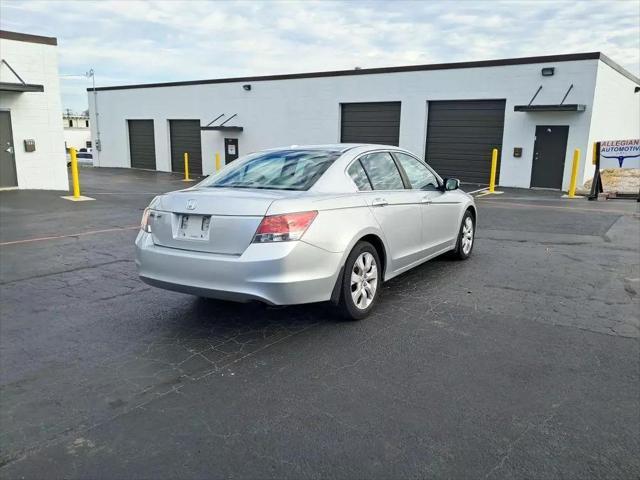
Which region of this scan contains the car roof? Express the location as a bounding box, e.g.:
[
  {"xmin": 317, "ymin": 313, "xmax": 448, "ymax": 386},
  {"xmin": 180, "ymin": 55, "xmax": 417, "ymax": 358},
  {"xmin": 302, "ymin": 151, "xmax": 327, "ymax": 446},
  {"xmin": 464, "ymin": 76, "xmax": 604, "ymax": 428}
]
[{"xmin": 263, "ymin": 143, "xmax": 405, "ymax": 153}]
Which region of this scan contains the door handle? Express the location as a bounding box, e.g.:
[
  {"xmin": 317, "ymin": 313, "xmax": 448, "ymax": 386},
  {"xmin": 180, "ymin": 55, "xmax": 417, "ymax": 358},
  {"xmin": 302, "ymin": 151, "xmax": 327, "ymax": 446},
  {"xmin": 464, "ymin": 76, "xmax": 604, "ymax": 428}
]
[
  {"xmin": 421, "ymin": 196, "xmax": 432, "ymax": 204},
  {"xmin": 371, "ymin": 198, "xmax": 388, "ymax": 207}
]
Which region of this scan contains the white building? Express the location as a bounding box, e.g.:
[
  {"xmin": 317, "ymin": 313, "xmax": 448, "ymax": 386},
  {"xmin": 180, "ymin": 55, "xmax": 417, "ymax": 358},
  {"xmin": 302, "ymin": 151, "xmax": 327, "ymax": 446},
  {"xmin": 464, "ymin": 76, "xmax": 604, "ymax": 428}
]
[
  {"xmin": 89, "ymin": 52, "xmax": 639, "ymax": 190},
  {"xmin": 0, "ymin": 30, "xmax": 68, "ymax": 190},
  {"xmin": 63, "ymin": 111, "xmax": 91, "ymax": 151}
]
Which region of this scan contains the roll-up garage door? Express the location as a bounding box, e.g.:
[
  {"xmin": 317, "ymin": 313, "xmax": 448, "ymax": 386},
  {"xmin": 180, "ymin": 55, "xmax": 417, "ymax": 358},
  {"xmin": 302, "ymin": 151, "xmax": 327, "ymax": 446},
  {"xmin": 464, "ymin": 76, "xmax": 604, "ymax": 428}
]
[
  {"xmin": 169, "ymin": 120, "xmax": 202, "ymax": 175},
  {"xmin": 341, "ymin": 102, "xmax": 401, "ymax": 146},
  {"xmin": 425, "ymin": 100, "xmax": 506, "ymax": 184},
  {"xmin": 128, "ymin": 120, "xmax": 156, "ymax": 170}
]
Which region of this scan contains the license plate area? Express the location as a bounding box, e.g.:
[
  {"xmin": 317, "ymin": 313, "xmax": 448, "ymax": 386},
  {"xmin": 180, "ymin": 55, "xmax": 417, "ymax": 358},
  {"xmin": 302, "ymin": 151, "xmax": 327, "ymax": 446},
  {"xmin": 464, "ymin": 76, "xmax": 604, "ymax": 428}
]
[{"xmin": 177, "ymin": 214, "xmax": 211, "ymax": 240}]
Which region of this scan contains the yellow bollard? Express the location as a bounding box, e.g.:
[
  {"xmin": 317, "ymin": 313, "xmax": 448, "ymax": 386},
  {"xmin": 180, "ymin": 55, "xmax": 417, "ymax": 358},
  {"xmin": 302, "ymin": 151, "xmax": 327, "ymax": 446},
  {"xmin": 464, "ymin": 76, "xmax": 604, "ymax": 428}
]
[
  {"xmin": 70, "ymin": 147, "xmax": 80, "ymax": 198},
  {"xmin": 215, "ymin": 152, "xmax": 221, "ymax": 171},
  {"xmin": 592, "ymin": 142, "xmax": 598, "ymax": 165},
  {"xmin": 61, "ymin": 147, "xmax": 94, "ymax": 201},
  {"xmin": 489, "ymin": 148, "xmax": 498, "ymax": 193},
  {"xmin": 183, "ymin": 152, "xmax": 191, "ymax": 181},
  {"xmin": 568, "ymin": 148, "xmax": 581, "ymax": 198}
]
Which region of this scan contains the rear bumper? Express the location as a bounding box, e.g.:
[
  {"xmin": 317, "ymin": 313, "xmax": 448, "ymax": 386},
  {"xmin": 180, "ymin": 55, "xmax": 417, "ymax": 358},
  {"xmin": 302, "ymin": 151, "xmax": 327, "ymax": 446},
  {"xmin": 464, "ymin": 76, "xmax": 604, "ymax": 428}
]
[{"xmin": 135, "ymin": 231, "xmax": 344, "ymax": 305}]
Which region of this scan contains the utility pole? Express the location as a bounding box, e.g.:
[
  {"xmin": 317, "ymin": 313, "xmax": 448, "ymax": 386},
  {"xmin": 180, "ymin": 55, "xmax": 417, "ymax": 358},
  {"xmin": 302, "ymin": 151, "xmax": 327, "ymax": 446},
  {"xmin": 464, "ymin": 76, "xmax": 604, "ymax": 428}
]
[{"xmin": 86, "ymin": 69, "xmax": 101, "ymax": 153}]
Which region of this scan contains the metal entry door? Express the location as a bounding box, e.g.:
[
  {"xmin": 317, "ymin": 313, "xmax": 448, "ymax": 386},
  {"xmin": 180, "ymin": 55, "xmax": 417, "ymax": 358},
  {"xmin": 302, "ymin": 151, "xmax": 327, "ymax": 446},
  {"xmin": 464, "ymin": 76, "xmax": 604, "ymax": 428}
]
[
  {"xmin": 224, "ymin": 138, "xmax": 239, "ymax": 163},
  {"xmin": 0, "ymin": 111, "xmax": 18, "ymax": 187},
  {"xmin": 530, "ymin": 125, "xmax": 569, "ymax": 189}
]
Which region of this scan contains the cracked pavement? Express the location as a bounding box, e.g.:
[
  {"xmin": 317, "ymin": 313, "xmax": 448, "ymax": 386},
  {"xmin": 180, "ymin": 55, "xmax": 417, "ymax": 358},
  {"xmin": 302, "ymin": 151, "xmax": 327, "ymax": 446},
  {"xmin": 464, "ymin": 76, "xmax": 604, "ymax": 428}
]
[{"xmin": 0, "ymin": 168, "xmax": 638, "ymax": 478}]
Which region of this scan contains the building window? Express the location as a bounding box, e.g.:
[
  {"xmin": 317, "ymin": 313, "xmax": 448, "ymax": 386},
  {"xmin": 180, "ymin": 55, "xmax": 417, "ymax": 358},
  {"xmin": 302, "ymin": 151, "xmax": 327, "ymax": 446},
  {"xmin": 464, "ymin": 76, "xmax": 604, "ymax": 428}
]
[
  {"xmin": 85, "ymin": 120, "xmax": 89, "ymax": 127},
  {"xmin": 86, "ymin": 141, "xmax": 92, "ymax": 148},
  {"xmin": 69, "ymin": 119, "xmax": 73, "ymax": 127}
]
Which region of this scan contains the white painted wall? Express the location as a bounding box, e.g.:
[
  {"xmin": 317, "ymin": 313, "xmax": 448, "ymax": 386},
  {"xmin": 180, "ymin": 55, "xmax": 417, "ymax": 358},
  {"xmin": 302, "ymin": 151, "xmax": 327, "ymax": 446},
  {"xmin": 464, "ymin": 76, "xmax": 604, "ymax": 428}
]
[
  {"xmin": 63, "ymin": 127, "xmax": 91, "ymax": 150},
  {"xmin": 0, "ymin": 37, "xmax": 68, "ymax": 190},
  {"xmin": 90, "ymin": 58, "xmax": 610, "ymax": 189},
  {"xmin": 586, "ymin": 62, "xmax": 640, "ymax": 179}
]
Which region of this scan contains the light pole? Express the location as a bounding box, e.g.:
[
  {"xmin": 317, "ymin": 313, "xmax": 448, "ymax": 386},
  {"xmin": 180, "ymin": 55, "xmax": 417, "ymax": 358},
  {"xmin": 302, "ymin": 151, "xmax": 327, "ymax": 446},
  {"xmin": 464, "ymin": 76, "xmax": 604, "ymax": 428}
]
[
  {"xmin": 60, "ymin": 68, "xmax": 100, "ymax": 159},
  {"xmin": 85, "ymin": 69, "xmax": 101, "ymax": 154}
]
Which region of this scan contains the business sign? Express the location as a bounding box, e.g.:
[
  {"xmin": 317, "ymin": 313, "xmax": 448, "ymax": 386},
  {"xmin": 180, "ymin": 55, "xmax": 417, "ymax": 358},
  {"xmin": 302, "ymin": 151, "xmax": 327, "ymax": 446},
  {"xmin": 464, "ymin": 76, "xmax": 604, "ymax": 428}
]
[{"xmin": 599, "ymin": 139, "xmax": 640, "ymax": 168}]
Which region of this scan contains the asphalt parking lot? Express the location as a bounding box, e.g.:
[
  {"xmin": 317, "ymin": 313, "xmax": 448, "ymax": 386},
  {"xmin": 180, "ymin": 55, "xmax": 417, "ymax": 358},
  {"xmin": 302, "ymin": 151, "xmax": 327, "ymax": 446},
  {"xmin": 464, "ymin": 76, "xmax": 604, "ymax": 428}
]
[{"xmin": 1, "ymin": 167, "xmax": 638, "ymax": 479}]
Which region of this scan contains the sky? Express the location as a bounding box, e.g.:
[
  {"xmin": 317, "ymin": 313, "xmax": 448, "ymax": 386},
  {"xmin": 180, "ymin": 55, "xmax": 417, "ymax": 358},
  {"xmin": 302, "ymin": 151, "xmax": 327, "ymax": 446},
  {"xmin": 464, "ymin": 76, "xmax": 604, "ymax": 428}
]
[{"xmin": 1, "ymin": 0, "xmax": 639, "ymax": 112}]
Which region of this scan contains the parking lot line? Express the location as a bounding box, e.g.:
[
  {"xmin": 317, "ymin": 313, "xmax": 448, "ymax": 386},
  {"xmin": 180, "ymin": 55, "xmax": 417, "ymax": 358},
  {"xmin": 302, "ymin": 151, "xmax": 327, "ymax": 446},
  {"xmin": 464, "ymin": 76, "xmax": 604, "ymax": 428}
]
[{"xmin": 0, "ymin": 225, "xmax": 139, "ymax": 246}]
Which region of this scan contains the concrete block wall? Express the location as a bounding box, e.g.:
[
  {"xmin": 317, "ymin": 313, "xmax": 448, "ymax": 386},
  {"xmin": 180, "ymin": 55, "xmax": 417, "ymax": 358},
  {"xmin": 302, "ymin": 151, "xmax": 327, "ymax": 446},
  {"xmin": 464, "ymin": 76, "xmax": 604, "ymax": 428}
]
[
  {"xmin": 0, "ymin": 36, "xmax": 68, "ymax": 190},
  {"xmin": 87, "ymin": 56, "xmax": 639, "ymax": 191},
  {"xmin": 586, "ymin": 62, "xmax": 640, "ymax": 179}
]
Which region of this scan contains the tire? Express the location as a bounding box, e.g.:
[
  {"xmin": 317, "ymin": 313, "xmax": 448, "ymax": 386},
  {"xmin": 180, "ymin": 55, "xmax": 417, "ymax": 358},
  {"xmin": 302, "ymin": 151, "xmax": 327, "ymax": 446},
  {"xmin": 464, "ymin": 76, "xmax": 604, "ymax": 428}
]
[
  {"xmin": 336, "ymin": 241, "xmax": 382, "ymax": 320},
  {"xmin": 451, "ymin": 209, "xmax": 475, "ymax": 260}
]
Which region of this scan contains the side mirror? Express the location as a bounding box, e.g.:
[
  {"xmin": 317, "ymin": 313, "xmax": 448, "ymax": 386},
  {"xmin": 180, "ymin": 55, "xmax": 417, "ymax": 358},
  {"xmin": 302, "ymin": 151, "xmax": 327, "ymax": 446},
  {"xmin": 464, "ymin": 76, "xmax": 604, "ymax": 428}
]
[{"xmin": 444, "ymin": 178, "xmax": 460, "ymax": 191}]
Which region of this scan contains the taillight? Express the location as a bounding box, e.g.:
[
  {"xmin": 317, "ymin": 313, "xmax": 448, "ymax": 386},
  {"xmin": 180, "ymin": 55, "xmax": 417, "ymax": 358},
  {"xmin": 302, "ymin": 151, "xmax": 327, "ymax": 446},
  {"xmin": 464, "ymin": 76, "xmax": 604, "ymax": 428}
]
[
  {"xmin": 141, "ymin": 208, "xmax": 159, "ymax": 233},
  {"xmin": 141, "ymin": 208, "xmax": 152, "ymax": 233},
  {"xmin": 253, "ymin": 211, "xmax": 318, "ymax": 243}
]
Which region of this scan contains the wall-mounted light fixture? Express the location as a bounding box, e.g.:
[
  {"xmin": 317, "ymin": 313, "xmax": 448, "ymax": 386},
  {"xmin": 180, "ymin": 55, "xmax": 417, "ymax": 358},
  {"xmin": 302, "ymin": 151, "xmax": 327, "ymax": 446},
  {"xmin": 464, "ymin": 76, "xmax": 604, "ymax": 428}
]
[
  {"xmin": 541, "ymin": 67, "xmax": 555, "ymax": 77},
  {"xmin": 242, "ymin": 84, "xmax": 251, "ymax": 91}
]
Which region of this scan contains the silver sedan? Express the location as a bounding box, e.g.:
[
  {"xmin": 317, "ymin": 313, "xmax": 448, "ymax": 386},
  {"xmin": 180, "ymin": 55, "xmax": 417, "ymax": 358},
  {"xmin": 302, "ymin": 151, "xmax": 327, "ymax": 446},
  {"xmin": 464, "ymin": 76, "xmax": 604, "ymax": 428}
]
[{"xmin": 136, "ymin": 144, "xmax": 476, "ymax": 320}]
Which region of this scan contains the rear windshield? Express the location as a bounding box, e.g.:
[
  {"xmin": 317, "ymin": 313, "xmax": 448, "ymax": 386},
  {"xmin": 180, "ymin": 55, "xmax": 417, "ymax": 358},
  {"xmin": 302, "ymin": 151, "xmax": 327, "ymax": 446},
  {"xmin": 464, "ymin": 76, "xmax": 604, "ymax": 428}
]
[{"xmin": 202, "ymin": 149, "xmax": 341, "ymax": 191}]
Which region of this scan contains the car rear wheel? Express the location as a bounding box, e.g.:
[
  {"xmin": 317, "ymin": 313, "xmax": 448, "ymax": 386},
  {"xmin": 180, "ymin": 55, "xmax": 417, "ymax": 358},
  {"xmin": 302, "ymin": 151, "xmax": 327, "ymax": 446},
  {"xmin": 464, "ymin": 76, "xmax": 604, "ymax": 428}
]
[
  {"xmin": 336, "ymin": 241, "xmax": 381, "ymax": 320},
  {"xmin": 452, "ymin": 210, "xmax": 475, "ymax": 260}
]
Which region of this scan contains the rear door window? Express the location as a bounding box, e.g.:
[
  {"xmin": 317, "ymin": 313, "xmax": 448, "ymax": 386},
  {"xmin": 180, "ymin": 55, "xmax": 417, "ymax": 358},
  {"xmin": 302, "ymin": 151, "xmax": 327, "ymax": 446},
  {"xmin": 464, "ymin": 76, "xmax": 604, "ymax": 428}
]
[{"xmin": 359, "ymin": 152, "xmax": 405, "ymax": 190}]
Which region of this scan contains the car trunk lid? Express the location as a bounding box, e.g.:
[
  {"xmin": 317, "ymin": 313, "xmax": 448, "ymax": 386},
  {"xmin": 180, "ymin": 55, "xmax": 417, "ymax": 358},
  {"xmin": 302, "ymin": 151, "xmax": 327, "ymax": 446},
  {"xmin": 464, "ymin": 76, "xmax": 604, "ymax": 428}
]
[{"xmin": 149, "ymin": 188, "xmax": 302, "ymax": 255}]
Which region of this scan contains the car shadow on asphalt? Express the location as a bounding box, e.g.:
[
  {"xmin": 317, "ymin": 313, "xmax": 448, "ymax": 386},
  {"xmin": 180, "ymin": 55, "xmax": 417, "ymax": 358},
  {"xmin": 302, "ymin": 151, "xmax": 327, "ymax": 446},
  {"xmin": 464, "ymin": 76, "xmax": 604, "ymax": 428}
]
[
  {"xmin": 192, "ymin": 295, "xmax": 332, "ymax": 323},
  {"xmin": 178, "ymin": 253, "xmax": 458, "ymax": 330},
  {"xmin": 135, "ymin": 254, "xmax": 462, "ymax": 383}
]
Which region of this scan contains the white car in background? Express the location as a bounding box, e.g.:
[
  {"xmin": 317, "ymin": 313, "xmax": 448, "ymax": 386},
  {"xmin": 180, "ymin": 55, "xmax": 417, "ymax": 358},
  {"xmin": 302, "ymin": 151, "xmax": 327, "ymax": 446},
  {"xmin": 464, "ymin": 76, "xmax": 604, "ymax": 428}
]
[
  {"xmin": 136, "ymin": 144, "xmax": 476, "ymax": 320},
  {"xmin": 66, "ymin": 147, "xmax": 93, "ymax": 166}
]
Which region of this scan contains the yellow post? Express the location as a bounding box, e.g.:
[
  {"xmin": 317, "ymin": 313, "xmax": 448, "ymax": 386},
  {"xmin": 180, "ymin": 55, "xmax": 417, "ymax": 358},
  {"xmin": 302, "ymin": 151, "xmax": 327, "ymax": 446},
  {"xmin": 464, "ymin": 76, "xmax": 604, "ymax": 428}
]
[
  {"xmin": 183, "ymin": 152, "xmax": 190, "ymax": 181},
  {"xmin": 489, "ymin": 148, "xmax": 498, "ymax": 193},
  {"xmin": 215, "ymin": 152, "xmax": 221, "ymax": 171},
  {"xmin": 568, "ymin": 148, "xmax": 581, "ymax": 198},
  {"xmin": 70, "ymin": 147, "xmax": 80, "ymax": 198},
  {"xmin": 592, "ymin": 142, "xmax": 598, "ymax": 165}
]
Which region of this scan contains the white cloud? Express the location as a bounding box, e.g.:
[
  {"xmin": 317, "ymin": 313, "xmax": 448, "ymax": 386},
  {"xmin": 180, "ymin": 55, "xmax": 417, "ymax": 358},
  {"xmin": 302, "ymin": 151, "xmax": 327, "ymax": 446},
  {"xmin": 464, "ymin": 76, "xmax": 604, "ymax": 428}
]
[{"xmin": 1, "ymin": 0, "xmax": 638, "ymax": 111}]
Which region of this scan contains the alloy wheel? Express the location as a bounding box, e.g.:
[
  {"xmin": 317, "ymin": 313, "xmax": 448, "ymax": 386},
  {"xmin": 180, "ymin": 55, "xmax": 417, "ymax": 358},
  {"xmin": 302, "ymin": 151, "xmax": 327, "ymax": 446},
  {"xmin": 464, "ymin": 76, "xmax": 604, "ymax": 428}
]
[
  {"xmin": 350, "ymin": 252, "xmax": 378, "ymax": 310},
  {"xmin": 461, "ymin": 216, "xmax": 474, "ymax": 255}
]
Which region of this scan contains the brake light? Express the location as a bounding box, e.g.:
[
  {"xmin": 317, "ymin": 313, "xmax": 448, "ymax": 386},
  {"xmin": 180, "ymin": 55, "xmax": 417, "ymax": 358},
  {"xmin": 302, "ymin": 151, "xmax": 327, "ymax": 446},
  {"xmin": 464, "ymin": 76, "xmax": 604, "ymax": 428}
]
[
  {"xmin": 253, "ymin": 211, "xmax": 318, "ymax": 243},
  {"xmin": 141, "ymin": 208, "xmax": 152, "ymax": 233}
]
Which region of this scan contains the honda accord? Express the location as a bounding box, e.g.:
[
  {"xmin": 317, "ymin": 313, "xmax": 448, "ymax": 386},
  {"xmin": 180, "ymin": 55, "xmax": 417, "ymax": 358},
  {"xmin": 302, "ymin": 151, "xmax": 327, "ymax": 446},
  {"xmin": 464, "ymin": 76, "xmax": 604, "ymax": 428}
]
[{"xmin": 135, "ymin": 144, "xmax": 476, "ymax": 320}]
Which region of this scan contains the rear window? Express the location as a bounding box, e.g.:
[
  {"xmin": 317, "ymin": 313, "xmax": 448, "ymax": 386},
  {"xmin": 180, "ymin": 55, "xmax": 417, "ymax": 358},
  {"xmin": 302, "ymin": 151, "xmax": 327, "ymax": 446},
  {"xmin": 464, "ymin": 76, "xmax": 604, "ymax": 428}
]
[{"xmin": 202, "ymin": 149, "xmax": 340, "ymax": 191}]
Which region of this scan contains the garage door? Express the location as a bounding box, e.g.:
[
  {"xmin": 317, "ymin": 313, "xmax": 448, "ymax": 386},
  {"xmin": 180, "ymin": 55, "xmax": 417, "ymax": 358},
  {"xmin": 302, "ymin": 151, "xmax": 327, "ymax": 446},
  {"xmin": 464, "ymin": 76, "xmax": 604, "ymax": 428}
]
[
  {"xmin": 425, "ymin": 100, "xmax": 506, "ymax": 184},
  {"xmin": 341, "ymin": 102, "xmax": 401, "ymax": 146},
  {"xmin": 128, "ymin": 120, "xmax": 156, "ymax": 170},
  {"xmin": 169, "ymin": 120, "xmax": 202, "ymax": 175}
]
